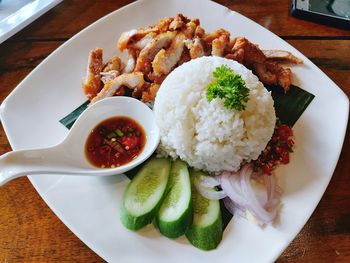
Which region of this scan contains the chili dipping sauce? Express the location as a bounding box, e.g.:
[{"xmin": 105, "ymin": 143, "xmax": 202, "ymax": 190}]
[{"xmin": 85, "ymin": 116, "xmax": 146, "ymax": 168}]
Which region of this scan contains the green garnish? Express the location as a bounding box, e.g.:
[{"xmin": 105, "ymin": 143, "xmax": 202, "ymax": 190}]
[
  {"xmin": 206, "ymin": 65, "xmax": 250, "ymax": 111},
  {"xmin": 115, "ymin": 128, "xmax": 124, "ymax": 137},
  {"xmin": 106, "ymin": 132, "xmax": 116, "ymax": 139}
]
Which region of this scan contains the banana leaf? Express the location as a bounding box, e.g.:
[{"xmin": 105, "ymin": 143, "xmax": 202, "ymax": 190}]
[
  {"xmin": 267, "ymin": 84, "xmax": 315, "ymax": 126},
  {"xmin": 59, "ymin": 100, "xmax": 89, "ymax": 129}
]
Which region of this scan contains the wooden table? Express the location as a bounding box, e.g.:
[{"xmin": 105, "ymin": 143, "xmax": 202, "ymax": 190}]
[{"xmin": 0, "ymin": 0, "xmax": 349, "ymax": 262}]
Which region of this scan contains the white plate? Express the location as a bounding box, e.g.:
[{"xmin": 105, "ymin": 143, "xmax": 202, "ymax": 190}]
[
  {"xmin": 0, "ymin": 0, "xmax": 62, "ymax": 44},
  {"xmin": 0, "ymin": 0, "xmax": 349, "ymax": 262}
]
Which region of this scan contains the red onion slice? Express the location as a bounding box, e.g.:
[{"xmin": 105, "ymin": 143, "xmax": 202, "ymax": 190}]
[
  {"xmin": 239, "ymin": 165, "xmax": 277, "ymax": 224},
  {"xmin": 196, "ymin": 186, "xmax": 227, "ymax": 200},
  {"xmin": 196, "ymin": 174, "xmax": 221, "ymax": 188},
  {"xmin": 219, "ymin": 165, "xmax": 281, "ymax": 226},
  {"xmin": 220, "ymin": 171, "xmax": 247, "ymax": 206},
  {"xmin": 194, "ymin": 175, "xmax": 226, "ymax": 200},
  {"xmin": 223, "ymin": 197, "xmax": 246, "ymax": 218}
]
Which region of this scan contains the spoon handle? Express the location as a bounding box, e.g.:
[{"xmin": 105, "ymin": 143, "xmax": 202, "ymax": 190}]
[{"xmin": 0, "ymin": 147, "xmax": 62, "ymax": 186}]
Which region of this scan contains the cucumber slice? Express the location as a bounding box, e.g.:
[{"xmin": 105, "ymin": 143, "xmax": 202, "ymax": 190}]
[
  {"xmin": 120, "ymin": 157, "xmax": 171, "ymax": 230},
  {"xmin": 185, "ymin": 170, "xmax": 223, "ymax": 251},
  {"xmin": 155, "ymin": 160, "xmax": 192, "ymax": 238}
]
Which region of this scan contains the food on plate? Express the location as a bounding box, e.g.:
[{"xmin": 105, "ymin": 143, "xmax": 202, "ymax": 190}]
[
  {"xmin": 74, "ymin": 14, "xmax": 311, "ymax": 251},
  {"xmin": 123, "ymin": 157, "xmax": 223, "ymax": 250},
  {"xmin": 206, "ymin": 64, "xmax": 250, "ymax": 111},
  {"xmin": 226, "ymin": 37, "xmax": 294, "ymax": 91},
  {"xmin": 186, "ymin": 170, "xmax": 223, "ymax": 251},
  {"xmin": 253, "ymin": 122, "xmax": 294, "ymax": 175},
  {"xmin": 85, "ymin": 116, "xmax": 145, "ymax": 168},
  {"xmin": 220, "ymin": 164, "xmax": 282, "ymax": 225},
  {"xmin": 154, "ymin": 56, "xmax": 276, "ymax": 173},
  {"xmin": 120, "ymin": 158, "xmax": 171, "ymax": 230},
  {"xmin": 82, "ymin": 14, "xmax": 303, "ymax": 104},
  {"xmin": 262, "ymin": 49, "xmax": 303, "ymax": 65},
  {"xmin": 155, "ymin": 159, "xmax": 192, "ymax": 238},
  {"xmin": 90, "ymin": 72, "xmax": 144, "ymax": 104},
  {"xmin": 82, "ymin": 48, "xmax": 103, "ymax": 100}
]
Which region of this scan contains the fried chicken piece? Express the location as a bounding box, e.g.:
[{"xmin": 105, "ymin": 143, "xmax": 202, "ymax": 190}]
[
  {"xmin": 148, "ymin": 72, "xmax": 167, "ymax": 85},
  {"xmin": 212, "ymin": 33, "xmax": 230, "ymax": 57},
  {"xmin": 168, "ymin": 14, "xmax": 199, "ymax": 39},
  {"xmin": 225, "ymin": 49, "xmax": 244, "ymax": 64},
  {"xmin": 90, "ymin": 72, "xmax": 144, "ymax": 104},
  {"xmin": 101, "ymin": 70, "xmax": 120, "ymax": 84},
  {"xmin": 134, "ymin": 31, "xmax": 176, "ymax": 75},
  {"xmin": 228, "ymin": 37, "xmax": 293, "ymax": 91},
  {"xmin": 115, "ymin": 86, "xmax": 126, "ymax": 96},
  {"xmin": 194, "ymin": 25, "xmax": 205, "ymax": 38},
  {"xmin": 253, "ymin": 63, "xmax": 278, "ymax": 86},
  {"xmin": 262, "ymin": 50, "xmax": 303, "ymax": 64},
  {"xmin": 169, "ymin": 14, "xmax": 188, "ymax": 30},
  {"xmin": 152, "ymin": 33, "xmax": 185, "ymax": 77},
  {"xmin": 156, "ymin": 17, "xmax": 174, "ymax": 33},
  {"xmin": 82, "ymin": 48, "xmax": 103, "ymax": 100},
  {"xmin": 102, "ymin": 55, "xmax": 124, "ymax": 72},
  {"xmin": 132, "ymin": 81, "xmax": 151, "ymax": 99},
  {"xmin": 185, "ymin": 38, "xmax": 205, "ymax": 59},
  {"xmin": 177, "ymin": 48, "xmax": 191, "ymax": 66},
  {"xmin": 204, "ymin": 28, "xmax": 230, "ymax": 44},
  {"xmin": 250, "ymin": 61, "xmax": 292, "ymax": 89},
  {"xmin": 133, "ymin": 33, "xmax": 157, "ymax": 50},
  {"xmin": 141, "ymin": 83, "xmax": 161, "ymax": 102},
  {"xmin": 124, "ymin": 49, "xmax": 137, "ymax": 73},
  {"xmin": 182, "ymin": 18, "xmax": 200, "ymax": 39},
  {"xmin": 231, "ymin": 37, "xmax": 266, "ymax": 67},
  {"xmin": 117, "ymin": 18, "xmax": 173, "ymax": 52},
  {"xmin": 227, "ymin": 37, "xmax": 237, "ymax": 51},
  {"xmin": 266, "ymin": 61, "xmax": 292, "ymax": 89},
  {"xmin": 118, "ymin": 29, "xmax": 144, "ymax": 52},
  {"xmin": 202, "ymin": 28, "xmax": 230, "ymax": 57}
]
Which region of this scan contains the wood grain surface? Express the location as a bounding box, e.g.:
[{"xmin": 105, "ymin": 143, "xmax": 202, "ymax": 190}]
[{"xmin": 0, "ymin": 0, "xmax": 349, "ymax": 262}]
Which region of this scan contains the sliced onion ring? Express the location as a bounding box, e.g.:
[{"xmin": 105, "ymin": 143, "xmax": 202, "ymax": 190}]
[
  {"xmin": 194, "ymin": 175, "xmax": 226, "ymax": 200},
  {"xmin": 196, "ymin": 186, "xmax": 227, "ymax": 200},
  {"xmin": 239, "ymin": 165, "xmax": 276, "ymax": 224},
  {"xmin": 219, "ymin": 165, "xmax": 281, "ymax": 225},
  {"xmin": 196, "ymin": 174, "xmax": 221, "ymax": 188}
]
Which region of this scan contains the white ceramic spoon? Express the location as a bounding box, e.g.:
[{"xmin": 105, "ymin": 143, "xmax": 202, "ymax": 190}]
[{"xmin": 0, "ymin": 97, "xmax": 160, "ymax": 186}]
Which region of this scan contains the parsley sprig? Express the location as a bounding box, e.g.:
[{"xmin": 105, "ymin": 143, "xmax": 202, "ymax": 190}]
[{"xmin": 206, "ymin": 65, "xmax": 250, "ymax": 111}]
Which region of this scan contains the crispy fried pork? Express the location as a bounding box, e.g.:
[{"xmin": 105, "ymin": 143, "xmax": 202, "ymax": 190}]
[
  {"xmin": 124, "ymin": 50, "xmax": 136, "ymax": 73},
  {"xmin": 83, "ymin": 14, "xmax": 303, "ymax": 103},
  {"xmin": 152, "ymin": 33, "xmax": 185, "ymax": 77},
  {"xmin": 134, "ymin": 31, "xmax": 176, "ymax": 75},
  {"xmin": 262, "ymin": 50, "xmax": 303, "ymax": 64},
  {"xmin": 185, "ymin": 38, "xmax": 205, "ymax": 59},
  {"xmin": 82, "ymin": 48, "xmax": 103, "ymax": 100},
  {"xmin": 227, "ymin": 37, "xmax": 294, "ymax": 91},
  {"xmin": 102, "ymin": 55, "xmax": 124, "ymax": 72},
  {"xmin": 90, "ymin": 72, "xmax": 144, "ymax": 104}
]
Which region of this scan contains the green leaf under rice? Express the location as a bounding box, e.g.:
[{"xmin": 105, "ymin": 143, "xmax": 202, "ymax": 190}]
[{"xmin": 267, "ymin": 84, "xmax": 315, "ymax": 126}]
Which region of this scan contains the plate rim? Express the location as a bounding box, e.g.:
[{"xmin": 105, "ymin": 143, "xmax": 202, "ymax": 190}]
[{"xmin": 0, "ymin": 0, "xmax": 349, "ymax": 262}]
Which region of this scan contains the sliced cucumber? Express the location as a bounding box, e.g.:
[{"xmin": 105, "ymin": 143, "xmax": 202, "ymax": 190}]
[
  {"xmin": 155, "ymin": 160, "xmax": 192, "ymax": 238},
  {"xmin": 185, "ymin": 170, "xmax": 223, "ymax": 251},
  {"xmin": 120, "ymin": 157, "xmax": 171, "ymax": 230}
]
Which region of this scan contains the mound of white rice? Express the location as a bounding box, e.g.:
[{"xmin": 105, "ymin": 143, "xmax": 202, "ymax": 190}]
[{"xmin": 154, "ymin": 56, "xmax": 276, "ymax": 173}]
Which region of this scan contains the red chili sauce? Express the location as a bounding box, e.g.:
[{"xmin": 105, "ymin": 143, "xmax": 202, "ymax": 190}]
[{"xmin": 85, "ymin": 116, "xmax": 146, "ymax": 168}]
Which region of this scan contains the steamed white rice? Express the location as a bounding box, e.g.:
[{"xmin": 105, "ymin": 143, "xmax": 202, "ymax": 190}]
[{"xmin": 154, "ymin": 56, "xmax": 276, "ymax": 173}]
